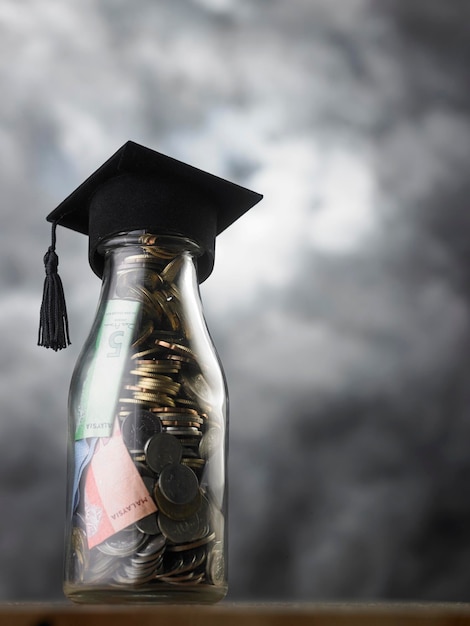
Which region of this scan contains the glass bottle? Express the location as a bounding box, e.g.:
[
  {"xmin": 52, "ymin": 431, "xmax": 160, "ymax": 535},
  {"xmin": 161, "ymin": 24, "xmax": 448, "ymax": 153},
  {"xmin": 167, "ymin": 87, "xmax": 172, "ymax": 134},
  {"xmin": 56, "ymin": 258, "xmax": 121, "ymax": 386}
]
[{"xmin": 64, "ymin": 232, "xmax": 227, "ymax": 604}]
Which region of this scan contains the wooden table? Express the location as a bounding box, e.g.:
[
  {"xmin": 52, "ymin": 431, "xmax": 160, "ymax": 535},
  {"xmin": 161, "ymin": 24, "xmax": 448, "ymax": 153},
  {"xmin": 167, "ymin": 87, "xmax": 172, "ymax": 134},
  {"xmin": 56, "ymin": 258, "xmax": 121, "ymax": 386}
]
[{"xmin": 1, "ymin": 603, "xmax": 470, "ymax": 626}]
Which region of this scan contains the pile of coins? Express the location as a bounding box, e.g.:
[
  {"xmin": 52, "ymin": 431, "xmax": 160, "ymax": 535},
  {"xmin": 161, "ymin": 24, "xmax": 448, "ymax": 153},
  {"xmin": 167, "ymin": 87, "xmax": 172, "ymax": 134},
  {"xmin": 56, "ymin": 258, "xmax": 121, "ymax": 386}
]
[{"xmin": 70, "ymin": 239, "xmax": 225, "ymax": 591}]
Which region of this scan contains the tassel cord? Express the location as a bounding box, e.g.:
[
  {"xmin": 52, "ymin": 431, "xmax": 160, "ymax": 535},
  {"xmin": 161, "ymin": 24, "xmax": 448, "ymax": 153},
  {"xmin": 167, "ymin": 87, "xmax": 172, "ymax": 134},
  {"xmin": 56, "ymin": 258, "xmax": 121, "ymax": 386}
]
[{"xmin": 38, "ymin": 221, "xmax": 71, "ymax": 350}]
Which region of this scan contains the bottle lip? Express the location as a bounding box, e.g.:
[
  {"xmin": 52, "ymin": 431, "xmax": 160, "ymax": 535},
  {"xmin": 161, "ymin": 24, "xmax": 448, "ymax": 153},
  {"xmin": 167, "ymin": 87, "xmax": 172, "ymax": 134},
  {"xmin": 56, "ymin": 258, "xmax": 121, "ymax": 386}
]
[{"xmin": 97, "ymin": 231, "xmax": 204, "ymax": 255}]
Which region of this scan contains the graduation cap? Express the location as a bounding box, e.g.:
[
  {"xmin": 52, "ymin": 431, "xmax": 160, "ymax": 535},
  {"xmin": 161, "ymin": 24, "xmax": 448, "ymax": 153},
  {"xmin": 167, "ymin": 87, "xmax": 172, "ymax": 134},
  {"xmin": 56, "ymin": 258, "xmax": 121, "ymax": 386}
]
[{"xmin": 38, "ymin": 140, "xmax": 263, "ymax": 351}]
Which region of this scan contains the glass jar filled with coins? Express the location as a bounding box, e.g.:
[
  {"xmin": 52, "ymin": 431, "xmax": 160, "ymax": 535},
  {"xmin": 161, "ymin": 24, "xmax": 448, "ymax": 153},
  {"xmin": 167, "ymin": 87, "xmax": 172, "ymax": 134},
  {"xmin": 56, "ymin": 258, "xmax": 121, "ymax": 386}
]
[{"xmin": 64, "ymin": 232, "xmax": 227, "ymax": 603}]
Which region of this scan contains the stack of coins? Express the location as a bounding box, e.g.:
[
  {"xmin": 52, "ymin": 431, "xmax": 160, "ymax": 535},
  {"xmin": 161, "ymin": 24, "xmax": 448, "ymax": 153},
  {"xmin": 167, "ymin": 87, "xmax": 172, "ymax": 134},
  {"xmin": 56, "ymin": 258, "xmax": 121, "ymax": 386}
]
[{"xmin": 71, "ymin": 241, "xmax": 225, "ymax": 591}]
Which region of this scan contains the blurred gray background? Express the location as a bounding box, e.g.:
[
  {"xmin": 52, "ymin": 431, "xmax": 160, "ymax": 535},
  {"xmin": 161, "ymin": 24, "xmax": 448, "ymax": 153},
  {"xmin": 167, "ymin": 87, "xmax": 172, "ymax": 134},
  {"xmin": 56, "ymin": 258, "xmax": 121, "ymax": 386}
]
[{"xmin": 1, "ymin": 0, "xmax": 470, "ymax": 602}]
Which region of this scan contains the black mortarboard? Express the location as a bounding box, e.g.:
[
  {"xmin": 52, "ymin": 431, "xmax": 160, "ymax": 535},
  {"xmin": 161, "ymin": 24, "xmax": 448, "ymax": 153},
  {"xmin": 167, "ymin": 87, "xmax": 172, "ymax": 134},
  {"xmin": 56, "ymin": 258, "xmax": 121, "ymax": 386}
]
[{"xmin": 39, "ymin": 140, "xmax": 263, "ymax": 350}]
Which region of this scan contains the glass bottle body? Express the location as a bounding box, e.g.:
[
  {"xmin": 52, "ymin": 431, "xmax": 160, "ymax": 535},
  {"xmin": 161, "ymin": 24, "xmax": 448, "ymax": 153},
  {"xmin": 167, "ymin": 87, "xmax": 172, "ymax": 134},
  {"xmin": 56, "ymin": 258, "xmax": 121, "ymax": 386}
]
[{"xmin": 64, "ymin": 233, "xmax": 228, "ymax": 603}]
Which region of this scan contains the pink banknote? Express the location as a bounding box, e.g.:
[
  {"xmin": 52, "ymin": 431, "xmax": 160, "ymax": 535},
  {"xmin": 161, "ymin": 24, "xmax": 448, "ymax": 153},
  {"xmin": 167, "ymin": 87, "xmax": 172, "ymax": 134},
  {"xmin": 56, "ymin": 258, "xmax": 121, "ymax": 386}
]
[{"xmin": 84, "ymin": 431, "xmax": 157, "ymax": 549}]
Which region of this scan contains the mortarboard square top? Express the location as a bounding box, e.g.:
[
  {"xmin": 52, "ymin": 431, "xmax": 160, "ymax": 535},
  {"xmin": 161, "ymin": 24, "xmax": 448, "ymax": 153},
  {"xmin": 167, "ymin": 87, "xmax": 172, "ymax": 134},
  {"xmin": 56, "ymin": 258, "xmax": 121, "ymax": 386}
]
[{"xmin": 47, "ymin": 140, "xmax": 263, "ymax": 282}]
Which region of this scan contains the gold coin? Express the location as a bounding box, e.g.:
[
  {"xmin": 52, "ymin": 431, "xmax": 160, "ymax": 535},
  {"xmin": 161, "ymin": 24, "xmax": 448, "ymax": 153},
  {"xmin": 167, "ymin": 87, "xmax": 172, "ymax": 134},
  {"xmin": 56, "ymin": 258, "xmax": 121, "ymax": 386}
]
[
  {"xmin": 143, "ymin": 269, "xmax": 164, "ymax": 290},
  {"xmin": 123, "ymin": 385, "xmax": 144, "ymax": 392},
  {"xmin": 137, "ymin": 374, "xmax": 180, "ymax": 387},
  {"xmin": 138, "ymin": 382, "xmax": 181, "ymax": 396},
  {"xmin": 161, "ymin": 256, "xmax": 184, "ymax": 284},
  {"xmin": 133, "ymin": 367, "xmax": 182, "ymax": 375},
  {"xmin": 131, "ymin": 362, "xmax": 181, "ymax": 371},
  {"xmin": 174, "ymin": 398, "xmax": 201, "ymax": 410},
  {"xmin": 139, "ymin": 234, "xmax": 158, "ymax": 246},
  {"xmin": 143, "ymin": 245, "xmax": 176, "ymax": 260},
  {"xmin": 131, "ymin": 320, "xmax": 154, "ymax": 348},
  {"xmin": 137, "ymin": 383, "xmax": 180, "ymax": 397},
  {"xmin": 131, "ymin": 347, "xmax": 164, "ymax": 359},
  {"xmin": 119, "ymin": 397, "xmax": 160, "ymax": 407},
  {"xmin": 181, "ymin": 458, "xmax": 206, "ymax": 469},
  {"xmin": 155, "ymin": 340, "xmax": 194, "ymax": 357},
  {"xmin": 134, "ymin": 358, "xmax": 182, "ymax": 367},
  {"xmin": 150, "ymin": 406, "xmax": 199, "ymax": 415},
  {"xmin": 134, "ymin": 391, "xmax": 176, "ymax": 406},
  {"xmin": 135, "ymin": 285, "xmax": 157, "ymax": 308},
  {"xmin": 152, "ymin": 291, "xmax": 180, "ymax": 331}
]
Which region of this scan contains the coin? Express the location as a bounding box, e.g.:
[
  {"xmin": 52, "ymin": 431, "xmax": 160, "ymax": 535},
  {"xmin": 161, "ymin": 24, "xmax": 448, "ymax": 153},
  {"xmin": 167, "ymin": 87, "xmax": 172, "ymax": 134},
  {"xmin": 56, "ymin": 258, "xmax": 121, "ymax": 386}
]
[
  {"xmin": 174, "ymin": 398, "xmax": 201, "ymax": 411},
  {"xmin": 165, "ymin": 427, "xmax": 202, "ymax": 437},
  {"xmin": 87, "ymin": 551, "xmax": 120, "ymax": 581},
  {"xmin": 158, "ymin": 513, "xmax": 198, "ymax": 544},
  {"xmin": 140, "ymin": 474, "xmax": 157, "ymax": 495},
  {"xmin": 162, "ymin": 423, "xmax": 203, "ymax": 432},
  {"xmin": 158, "ymin": 500, "xmax": 210, "ymax": 544},
  {"xmin": 97, "ymin": 529, "xmax": 147, "ymax": 557},
  {"xmin": 160, "ymin": 256, "xmax": 184, "ymax": 282},
  {"xmin": 134, "ymin": 360, "xmax": 182, "ymax": 372},
  {"xmin": 199, "ymin": 426, "xmax": 222, "ymax": 460},
  {"xmin": 207, "ymin": 543, "xmax": 225, "ymax": 586},
  {"xmin": 154, "ymin": 485, "xmax": 202, "ymax": 521},
  {"xmin": 143, "ymin": 269, "xmax": 164, "ymax": 291},
  {"xmin": 144, "ymin": 433, "xmax": 182, "ymax": 474},
  {"xmin": 151, "ymin": 406, "xmax": 199, "ymax": 416},
  {"xmin": 131, "ymin": 366, "xmax": 181, "ymax": 377},
  {"xmin": 135, "ymin": 533, "xmax": 166, "ymax": 559},
  {"xmin": 133, "ymin": 391, "xmax": 176, "ymax": 406},
  {"xmin": 158, "ymin": 463, "xmax": 199, "ymax": 505},
  {"xmin": 181, "ymin": 458, "xmax": 206, "ymax": 471},
  {"xmin": 165, "ymin": 354, "xmax": 195, "ymax": 365},
  {"xmin": 71, "ymin": 526, "xmax": 89, "ymax": 581},
  {"xmin": 137, "ymin": 377, "xmax": 181, "ymax": 395},
  {"xmin": 155, "ymin": 339, "xmax": 195, "ymax": 359},
  {"xmin": 131, "ymin": 347, "xmax": 166, "ymax": 360},
  {"xmin": 139, "ymin": 234, "xmax": 158, "ymax": 246},
  {"xmin": 135, "ymin": 512, "xmax": 161, "ymax": 535},
  {"xmin": 181, "ymin": 373, "xmax": 212, "ymax": 406},
  {"xmin": 121, "ymin": 410, "xmax": 162, "ymax": 452},
  {"xmin": 131, "ymin": 319, "xmax": 154, "ymax": 347},
  {"xmin": 143, "ymin": 243, "xmax": 176, "ymax": 259},
  {"xmin": 154, "ymin": 295, "xmax": 181, "ymax": 332},
  {"xmin": 166, "ymin": 531, "xmax": 216, "ymax": 553},
  {"xmin": 160, "ymin": 548, "xmax": 206, "ymax": 583}
]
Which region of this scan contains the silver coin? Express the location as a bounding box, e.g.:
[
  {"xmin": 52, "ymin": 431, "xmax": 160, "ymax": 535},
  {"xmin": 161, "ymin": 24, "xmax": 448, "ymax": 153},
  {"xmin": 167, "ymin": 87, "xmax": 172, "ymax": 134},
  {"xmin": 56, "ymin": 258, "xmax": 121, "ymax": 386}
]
[
  {"xmin": 112, "ymin": 567, "xmax": 158, "ymax": 585},
  {"xmin": 158, "ymin": 463, "xmax": 199, "ymax": 505},
  {"xmin": 199, "ymin": 426, "xmax": 222, "ymax": 459},
  {"xmin": 97, "ymin": 529, "xmax": 147, "ymax": 557},
  {"xmin": 207, "ymin": 543, "xmax": 225, "ymax": 586},
  {"xmin": 87, "ymin": 552, "xmax": 120, "ymax": 580},
  {"xmin": 158, "ymin": 498, "xmax": 210, "ymax": 544},
  {"xmin": 166, "ymin": 531, "xmax": 215, "ymax": 553},
  {"xmin": 121, "ymin": 410, "xmax": 162, "ymax": 452},
  {"xmin": 135, "ymin": 534, "xmax": 167, "ymax": 559},
  {"xmin": 144, "ymin": 433, "xmax": 182, "ymax": 474},
  {"xmin": 165, "ymin": 547, "xmax": 206, "ymax": 578},
  {"xmin": 135, "ymin": 512, "xmax": 161, "ymax": 535},
  {"xmin": 155, "ymin": 483, "xmax": 202, "ymax": 521},
  {"xmin": 181, "ymin": 373, "xmax": 212, "ymax": 406}
]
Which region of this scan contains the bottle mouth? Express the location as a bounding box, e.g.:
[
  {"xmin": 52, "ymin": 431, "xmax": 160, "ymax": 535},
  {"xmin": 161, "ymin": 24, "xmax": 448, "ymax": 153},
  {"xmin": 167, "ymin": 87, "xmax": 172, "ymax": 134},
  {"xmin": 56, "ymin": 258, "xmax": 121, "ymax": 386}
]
[
  {"xmin": 97, "ymin": 231, "xmax": 203, "ymax": 255},
  {"xmin": 94, "ymin": 231, "xmax": 210, "ymax": 282}
]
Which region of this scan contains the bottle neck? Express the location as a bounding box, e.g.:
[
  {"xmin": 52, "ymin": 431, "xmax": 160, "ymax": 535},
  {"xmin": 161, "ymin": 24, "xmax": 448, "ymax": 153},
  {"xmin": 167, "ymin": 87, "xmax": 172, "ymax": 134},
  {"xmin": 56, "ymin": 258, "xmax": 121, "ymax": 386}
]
[{"xmin": 97, "ymin": 232, "xmax": 204, "ymax": 339}]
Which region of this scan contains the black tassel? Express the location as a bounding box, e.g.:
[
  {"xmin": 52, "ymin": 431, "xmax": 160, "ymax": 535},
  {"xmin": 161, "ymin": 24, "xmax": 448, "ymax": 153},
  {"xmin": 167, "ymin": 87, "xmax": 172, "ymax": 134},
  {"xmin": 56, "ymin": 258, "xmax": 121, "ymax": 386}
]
[{"xmin": 38, "ymin": 221, "xmax": 71, "ymax": 350}]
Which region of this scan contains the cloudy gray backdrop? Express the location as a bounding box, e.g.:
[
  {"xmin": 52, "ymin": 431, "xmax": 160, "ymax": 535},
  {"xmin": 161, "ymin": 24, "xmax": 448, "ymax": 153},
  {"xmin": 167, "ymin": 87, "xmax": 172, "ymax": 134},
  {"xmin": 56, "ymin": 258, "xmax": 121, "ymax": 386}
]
[{"xmin": 1, "ymin": 0, "xmax": 470, "ymax": 602}]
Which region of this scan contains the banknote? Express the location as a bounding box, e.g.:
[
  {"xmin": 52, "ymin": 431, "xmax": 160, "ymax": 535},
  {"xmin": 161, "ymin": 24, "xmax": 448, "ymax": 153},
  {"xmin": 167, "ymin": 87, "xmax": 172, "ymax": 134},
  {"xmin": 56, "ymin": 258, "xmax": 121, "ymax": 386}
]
[{"xmin": 84, "ymin": 430, "xmax": 157, "ymax": 549}]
